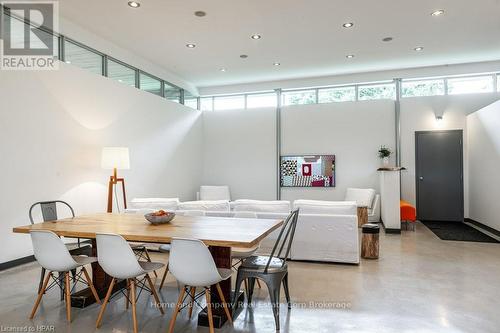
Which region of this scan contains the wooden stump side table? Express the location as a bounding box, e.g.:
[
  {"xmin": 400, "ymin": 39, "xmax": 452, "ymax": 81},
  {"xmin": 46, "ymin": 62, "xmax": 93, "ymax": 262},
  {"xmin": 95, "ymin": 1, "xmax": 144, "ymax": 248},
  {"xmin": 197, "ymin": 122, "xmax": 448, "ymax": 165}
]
[{"xmin": 357, "ymin": 206, "xmax": 368, "ymax": 228}]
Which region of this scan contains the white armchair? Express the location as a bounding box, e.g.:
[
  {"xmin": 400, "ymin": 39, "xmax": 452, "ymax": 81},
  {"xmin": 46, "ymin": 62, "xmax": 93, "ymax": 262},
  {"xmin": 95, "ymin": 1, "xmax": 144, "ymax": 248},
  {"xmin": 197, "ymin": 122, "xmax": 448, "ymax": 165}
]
[
  {"xmin": 198, "ymin": 185, "xmax": 231, "ymax": 201},
  {"xmin": 345, "ymin": 188, "xmax": 380, "ymax": 223}
]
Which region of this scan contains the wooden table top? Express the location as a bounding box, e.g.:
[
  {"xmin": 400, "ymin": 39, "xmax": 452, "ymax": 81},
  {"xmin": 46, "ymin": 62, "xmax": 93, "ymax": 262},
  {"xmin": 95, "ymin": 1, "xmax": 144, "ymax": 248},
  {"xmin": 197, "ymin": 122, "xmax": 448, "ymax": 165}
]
[{"xmin": 13, "ymin": 213, "xmax": 283, "ymax": 248}]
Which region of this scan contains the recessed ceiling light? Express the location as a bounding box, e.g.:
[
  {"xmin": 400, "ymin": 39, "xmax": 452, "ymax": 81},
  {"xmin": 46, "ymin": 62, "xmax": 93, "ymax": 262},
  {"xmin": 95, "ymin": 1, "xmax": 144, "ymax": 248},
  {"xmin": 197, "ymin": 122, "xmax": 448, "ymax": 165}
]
[
  {"xmin": 186, "ymin": 43, "xmax": 196, "ymax": 48},
  {"xmin": 431, "ymin": 9, "xmax": 445, "ymax": 16},
  {"xmin": 220, "ymin": 68, "xmax": 226, "ymax": 72},
  {"xmin": 382, "ymin": 37, "xmax": 393, "ymax": 42},
  {"xmin": 194, "ymin": 11, "xmax": 206, "ymax": 17},
  {"xmin": 127, "ymin": 1, "xmax": 140, "ymax": 8},
  {"xmin": 65, "ymin": 60, "xmax": 71, "ymax": 64},
  {"xmin": 251, "ymin": 34, "xmax": 262, "ymax": 40},
  {"xmin": 273, "ymin": 62, "xmax": 281, "ymax": 66},
  {"xmin": 342, "ymin": 22, "xmax": 354, "ymax": 28},
  {"xmin": 240, "ymin": 54, "xmax": 248, "ymax": 59},
  {"xmin": 346, "ymin": 54, "xmax": 355, "ymax": 59},
  {"xmin": 414, "ymin": 46, "xmax": 424, "ymax": 51}
]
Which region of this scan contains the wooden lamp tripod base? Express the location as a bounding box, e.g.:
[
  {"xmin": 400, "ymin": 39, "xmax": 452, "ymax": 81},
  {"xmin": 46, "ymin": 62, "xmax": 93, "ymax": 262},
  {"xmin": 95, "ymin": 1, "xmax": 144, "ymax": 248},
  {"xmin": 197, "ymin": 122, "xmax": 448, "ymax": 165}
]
[{"xmin": 107, "ymin": 168, "xmax": 127, "ymax": 213}]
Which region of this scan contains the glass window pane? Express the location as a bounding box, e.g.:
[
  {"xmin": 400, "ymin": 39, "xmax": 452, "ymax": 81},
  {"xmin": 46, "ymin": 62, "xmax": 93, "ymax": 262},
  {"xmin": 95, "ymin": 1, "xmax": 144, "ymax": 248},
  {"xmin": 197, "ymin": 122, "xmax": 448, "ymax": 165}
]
[
  {"xmin": 214, "ymin": 95, "xmax": 245, "ymax": 110},
  {"xmin": 448, "ymin": 76, "xmax": 494, "ymax": 95},
  {"xmin": 184, "ymin": 98, "xmax": 198, "ymax": 109},
  {"xmin": 318, "ymin": 87, "xmax": 356, "ymax": 103},
  {"xmin": 64, "ymin": 40, "xmax": 103, "ymax": 75},
  {"xmin": 358, "ymin": 83, "xmax": 395, "ymax": 100},
  {"xmin": 402, "ymin": 79, "xmax": 445, "ymax": 97},
  {"xmin": 247, "ymin": 93, "xmax": 277, "ymax": 108},
  {"xmin": 139, "ymin": 72, "xmax": 161, "ymax": 96},
  {"xmin": 200, "ymin": 97, "xmax": 213, "ymax": 111},
  {"xmin": 164, "ymin": 83, "xmax": 181, "ymax": 103},
  {"xmin": 107, "ymin": 59, "xmax": 136, "ymax": 87},
  {"xmin": 282, "ymin": 90, "xmax": 316, "ymax": 105}
]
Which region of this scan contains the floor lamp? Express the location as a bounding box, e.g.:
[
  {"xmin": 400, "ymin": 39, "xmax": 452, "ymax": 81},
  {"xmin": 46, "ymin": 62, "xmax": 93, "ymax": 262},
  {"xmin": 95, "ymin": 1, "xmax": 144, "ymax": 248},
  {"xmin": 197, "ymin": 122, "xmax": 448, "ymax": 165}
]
[{"xmin": 101, "ymin": 147, "xmax": 130, "ymax": 213}]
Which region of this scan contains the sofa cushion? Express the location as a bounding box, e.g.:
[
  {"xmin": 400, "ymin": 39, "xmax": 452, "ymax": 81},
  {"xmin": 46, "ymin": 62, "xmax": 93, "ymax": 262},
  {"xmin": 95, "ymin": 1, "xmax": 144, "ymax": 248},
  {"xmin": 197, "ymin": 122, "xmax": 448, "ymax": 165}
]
[
  {"xmin": 293, "ymin": 200, "xmax": 357, "ymax": 215},
  {"xmin": 345, "ymin": 188, "xmax": 376, "ymax": 208},
  {"xmin": 178, "ymin": 200, "xmax": 230, "ymax": 212},
  {"xmin": 200, "ymin": 186, "xmax": 231, "ymax": 201},
  {"xmin": 130, "ymin": 198, "xmax": 179, "ymax": 211},
  {"xmin": 232, "ymin": 200, "xmax": 291, "ymax": 213}
]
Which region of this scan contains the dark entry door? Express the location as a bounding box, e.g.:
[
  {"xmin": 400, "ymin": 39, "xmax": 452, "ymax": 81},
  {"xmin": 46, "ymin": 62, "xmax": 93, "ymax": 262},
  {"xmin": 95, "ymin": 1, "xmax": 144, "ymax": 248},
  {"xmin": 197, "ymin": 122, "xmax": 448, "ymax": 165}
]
[{"xmin": 415, "ymin": 130, "xmax": 464, "ymax": 222}]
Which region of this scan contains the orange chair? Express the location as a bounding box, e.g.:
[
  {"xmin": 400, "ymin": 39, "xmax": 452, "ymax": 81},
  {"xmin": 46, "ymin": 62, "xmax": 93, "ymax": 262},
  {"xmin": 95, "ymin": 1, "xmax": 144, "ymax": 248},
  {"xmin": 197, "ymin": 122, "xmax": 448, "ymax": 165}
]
[{"xmin": 400, "ymin": 200, "xmax": 416, "ymax": 231}]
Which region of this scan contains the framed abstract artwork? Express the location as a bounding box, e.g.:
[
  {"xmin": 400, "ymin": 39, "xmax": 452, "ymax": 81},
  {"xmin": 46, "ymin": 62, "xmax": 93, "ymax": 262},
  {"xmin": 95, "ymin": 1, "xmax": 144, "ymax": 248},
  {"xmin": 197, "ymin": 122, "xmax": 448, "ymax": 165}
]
[{"xmin": 280, "ymin": 155, "xmax": 335, "ymax": 187}]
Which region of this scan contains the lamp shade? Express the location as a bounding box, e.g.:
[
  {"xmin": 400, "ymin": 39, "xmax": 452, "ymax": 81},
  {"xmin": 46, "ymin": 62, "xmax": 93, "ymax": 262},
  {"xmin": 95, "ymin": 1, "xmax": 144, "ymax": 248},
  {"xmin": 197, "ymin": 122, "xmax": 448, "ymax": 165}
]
[{"xmin": 101, "ymin": 147, "xmax": 130, "ymax": 170}]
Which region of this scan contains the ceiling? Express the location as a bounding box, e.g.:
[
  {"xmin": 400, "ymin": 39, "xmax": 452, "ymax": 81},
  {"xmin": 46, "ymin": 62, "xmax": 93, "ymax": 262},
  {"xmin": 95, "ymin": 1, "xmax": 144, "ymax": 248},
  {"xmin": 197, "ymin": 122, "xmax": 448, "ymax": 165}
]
[{"xmin": 56, "ymin": 0, "xmax": 500, "ymax": 88}]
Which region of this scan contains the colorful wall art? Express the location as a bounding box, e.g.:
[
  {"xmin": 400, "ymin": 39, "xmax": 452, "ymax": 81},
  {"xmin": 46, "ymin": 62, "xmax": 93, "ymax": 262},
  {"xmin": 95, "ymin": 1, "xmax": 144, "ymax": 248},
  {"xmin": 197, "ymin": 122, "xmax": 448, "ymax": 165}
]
[{"xmin": 280, "ymin": 155, "xmax": 336, "ymax": 187}]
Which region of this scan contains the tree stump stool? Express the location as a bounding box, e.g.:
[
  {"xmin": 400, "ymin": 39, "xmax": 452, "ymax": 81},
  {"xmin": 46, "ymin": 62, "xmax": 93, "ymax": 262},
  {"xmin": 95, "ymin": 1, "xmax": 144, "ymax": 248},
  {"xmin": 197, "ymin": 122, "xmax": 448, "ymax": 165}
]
[{"xmin": 361, "ymin": 223, "xmax": 380, "ymax": 259}]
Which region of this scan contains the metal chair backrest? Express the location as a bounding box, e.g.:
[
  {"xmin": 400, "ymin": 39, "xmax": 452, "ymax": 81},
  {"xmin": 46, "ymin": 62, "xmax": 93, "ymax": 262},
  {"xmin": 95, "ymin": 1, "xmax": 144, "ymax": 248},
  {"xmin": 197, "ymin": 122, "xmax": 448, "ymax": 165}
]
[
  {"xmin": 29, "ymin": 201, "xmax": 75, "ymax": 224},
  {"xmin": 264, "ymin": 208, "xmax": 299, "ymax": 273}
]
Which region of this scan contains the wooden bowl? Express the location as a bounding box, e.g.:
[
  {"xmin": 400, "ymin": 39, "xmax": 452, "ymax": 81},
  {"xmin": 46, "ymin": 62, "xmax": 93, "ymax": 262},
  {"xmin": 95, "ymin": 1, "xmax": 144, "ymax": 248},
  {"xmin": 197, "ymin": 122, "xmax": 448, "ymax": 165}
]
[{"xmin": 144, "ymin": 212, "xmax": 175, "ymax": 225}]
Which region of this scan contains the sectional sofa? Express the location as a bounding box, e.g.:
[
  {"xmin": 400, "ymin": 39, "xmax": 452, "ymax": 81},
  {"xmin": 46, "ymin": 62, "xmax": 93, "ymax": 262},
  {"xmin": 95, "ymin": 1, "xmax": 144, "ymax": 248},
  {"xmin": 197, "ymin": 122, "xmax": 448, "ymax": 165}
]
[{"xmin": 127, "ymin": 198, "xmax": 360, "ymax": 264}]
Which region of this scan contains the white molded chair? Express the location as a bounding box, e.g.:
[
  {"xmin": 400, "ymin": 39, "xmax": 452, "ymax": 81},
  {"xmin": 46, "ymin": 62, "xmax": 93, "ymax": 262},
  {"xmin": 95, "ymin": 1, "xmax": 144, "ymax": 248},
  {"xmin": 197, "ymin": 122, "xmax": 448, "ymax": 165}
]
[
  {"xmin": 168, "ymin": 238, "xmax": 233, "ymax": 333},
  {"xmin": 158, "ymin": 210, "xmax": 206, "ymax": 290},
  {"xmin": 95, "ymin": 233, "xmax": 164, "ymax": 333},
  {"xmin": 29, "ymin": 230, "xmax": 101, "ymax": 322}
]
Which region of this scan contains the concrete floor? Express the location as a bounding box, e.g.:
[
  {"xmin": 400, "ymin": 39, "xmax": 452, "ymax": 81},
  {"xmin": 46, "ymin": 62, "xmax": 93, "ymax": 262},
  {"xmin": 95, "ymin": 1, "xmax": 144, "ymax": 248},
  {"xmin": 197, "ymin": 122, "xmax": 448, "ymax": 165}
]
[{"xmin": 1, "ymin": 222, "xmax": 499, "ymax": 333}]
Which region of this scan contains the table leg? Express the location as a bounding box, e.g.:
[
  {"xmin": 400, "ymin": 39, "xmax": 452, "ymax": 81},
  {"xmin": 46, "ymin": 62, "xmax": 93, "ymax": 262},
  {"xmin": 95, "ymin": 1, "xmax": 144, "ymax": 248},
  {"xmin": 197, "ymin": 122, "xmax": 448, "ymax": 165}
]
[
  {"xmin": 70, "ymin": 239, "xmax": 126, "ymax": 308},
  {"xmin": 197, "ymin": 246, "xmax": 244, "ymax": 328}
]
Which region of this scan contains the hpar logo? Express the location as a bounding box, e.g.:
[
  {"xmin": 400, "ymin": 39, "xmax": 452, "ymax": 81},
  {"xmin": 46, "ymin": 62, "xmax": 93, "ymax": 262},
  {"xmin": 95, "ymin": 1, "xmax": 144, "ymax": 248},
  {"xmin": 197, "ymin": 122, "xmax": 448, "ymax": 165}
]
[{"xmin": 0, "ymin": 1, "xmax": 59, "ymax": 70}]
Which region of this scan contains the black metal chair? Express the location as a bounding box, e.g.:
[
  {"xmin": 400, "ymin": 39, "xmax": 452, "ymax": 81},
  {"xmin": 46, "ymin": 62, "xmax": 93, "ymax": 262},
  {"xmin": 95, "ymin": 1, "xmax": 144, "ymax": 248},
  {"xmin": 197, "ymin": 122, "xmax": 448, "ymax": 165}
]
[
  {"xmin": 29, "ymin": 201, "xmax": 92, "ymax": 300},
  {"xmin": 232, "ymin": 208, "xmax": 299, "ymax": 331}
]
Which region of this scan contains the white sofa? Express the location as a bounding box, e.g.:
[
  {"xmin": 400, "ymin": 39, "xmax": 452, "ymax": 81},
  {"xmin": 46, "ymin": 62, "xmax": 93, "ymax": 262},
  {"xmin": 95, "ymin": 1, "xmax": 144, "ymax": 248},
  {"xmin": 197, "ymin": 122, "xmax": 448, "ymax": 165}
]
[
  {"xmin": 126, "ymin": 197, "xmax": 359, "ymax": 264},
  {"xmin": 344, "ymin": 188, "xmax": 381, "ymax": 223}
]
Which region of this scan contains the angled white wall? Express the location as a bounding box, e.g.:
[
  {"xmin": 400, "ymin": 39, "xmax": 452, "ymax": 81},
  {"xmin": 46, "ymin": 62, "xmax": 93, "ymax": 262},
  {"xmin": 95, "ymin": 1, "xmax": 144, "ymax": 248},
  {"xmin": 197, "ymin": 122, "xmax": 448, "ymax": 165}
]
[
  {"xmin": 0, "ymin": 63, "xmax": 203, "ymax": 264},
  {"xmin": 467, "ymin": 100, "xmax": 500, "ymax": 230}
]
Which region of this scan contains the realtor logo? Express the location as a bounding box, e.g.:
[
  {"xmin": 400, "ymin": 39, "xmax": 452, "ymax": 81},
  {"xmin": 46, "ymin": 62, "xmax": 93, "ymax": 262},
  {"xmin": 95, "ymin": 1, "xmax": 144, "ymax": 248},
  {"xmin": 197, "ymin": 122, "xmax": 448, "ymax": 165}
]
[{"xmin": 0, "ymin": 1, "xmax": 59, "ymax": 70}]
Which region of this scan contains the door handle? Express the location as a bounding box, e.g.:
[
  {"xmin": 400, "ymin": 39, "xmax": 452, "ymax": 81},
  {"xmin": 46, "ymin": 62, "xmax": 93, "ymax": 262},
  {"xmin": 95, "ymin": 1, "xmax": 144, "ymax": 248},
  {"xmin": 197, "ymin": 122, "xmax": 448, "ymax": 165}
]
[{"xmin": 419, "ymin": 176, "xmax": 424, "ymax": 181}]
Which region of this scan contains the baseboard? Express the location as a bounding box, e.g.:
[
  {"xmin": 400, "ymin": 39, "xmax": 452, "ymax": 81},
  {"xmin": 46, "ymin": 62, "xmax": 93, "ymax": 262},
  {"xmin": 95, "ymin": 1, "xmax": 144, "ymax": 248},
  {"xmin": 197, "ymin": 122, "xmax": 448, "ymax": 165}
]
[
  {"xmin": 0, "ymin": 255, "xmax": 35, "ymax": 271},
  {"xmin": 464, "ymin": 218, "xmax": 500, "ymax": 237}
]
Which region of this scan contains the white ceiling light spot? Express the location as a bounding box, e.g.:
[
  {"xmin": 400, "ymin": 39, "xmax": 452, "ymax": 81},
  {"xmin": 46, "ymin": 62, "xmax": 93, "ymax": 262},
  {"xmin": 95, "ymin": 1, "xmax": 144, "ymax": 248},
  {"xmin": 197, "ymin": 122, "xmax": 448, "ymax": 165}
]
[
  {"xmin": 342, "ymin": 22, "xmax": 354, "ymax": 28},
  {"xmin": 127, "ymin": 1, "xmax": 140, "ymax": 8},
  {"xmin": 346, "ymin": 54, "xmax": 355, "ymax": 59},
  {"xmin": 273, "ymin": 62, "xmax": 281, "ymax": 66},
  {"xmin": 414, "ymin": 46, "xmax": 424, "ymax": 52},
  {"xmin": 251, "ymin": 34, "xmax": 262, "ymax": 40},
  {"xmin": 220, "ymin": 68, "xmax": 226, "ymax": 72},
  {"xmin": 186, "ymin": 43, "xmax": 196, "ymax": 48},
  {"xmin": 431, "ymin": 10, "xmax": 445, "ymax": 17}
]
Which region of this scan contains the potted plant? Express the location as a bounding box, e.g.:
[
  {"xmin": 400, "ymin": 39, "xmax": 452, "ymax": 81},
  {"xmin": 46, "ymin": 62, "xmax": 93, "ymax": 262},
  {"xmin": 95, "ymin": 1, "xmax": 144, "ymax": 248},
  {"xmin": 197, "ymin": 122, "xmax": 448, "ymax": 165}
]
[{"xmin": 378, "ymin": 146, "xmax": 392, "ymax": 166}]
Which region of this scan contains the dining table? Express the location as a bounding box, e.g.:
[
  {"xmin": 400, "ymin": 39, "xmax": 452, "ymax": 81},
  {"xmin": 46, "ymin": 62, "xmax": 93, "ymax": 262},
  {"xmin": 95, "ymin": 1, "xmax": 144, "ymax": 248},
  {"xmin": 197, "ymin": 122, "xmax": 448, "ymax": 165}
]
[{"xmin": 13, "ymin": 212, "xmax": 283, "ymax": 328}]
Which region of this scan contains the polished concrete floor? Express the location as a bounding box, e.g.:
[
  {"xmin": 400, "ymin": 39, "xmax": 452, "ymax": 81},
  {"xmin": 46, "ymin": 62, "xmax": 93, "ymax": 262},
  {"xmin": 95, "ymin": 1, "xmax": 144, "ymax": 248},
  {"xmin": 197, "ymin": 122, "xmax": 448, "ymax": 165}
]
[{"xmin": 1, "ymin": 222, "xmax": 499, "ymax": 333}]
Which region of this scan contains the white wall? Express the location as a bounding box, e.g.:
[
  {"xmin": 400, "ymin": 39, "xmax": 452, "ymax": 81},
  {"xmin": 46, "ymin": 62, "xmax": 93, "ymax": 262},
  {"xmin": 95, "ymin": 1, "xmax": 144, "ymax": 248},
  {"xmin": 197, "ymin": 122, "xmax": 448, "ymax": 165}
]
[
  {"xmin": 467, "ymin": 100, "xmax": 500, "ymax": 231},
  {"xmin": 202, "ymin": 108, "xmax": 277, "ymax": 200},
  {"xmin": 0, "ymin": 63, "xmax": 203, "ymax": 264},
  {"xmin": 400, "ymin": 93, "xmax": 500, "ymax": 217},
  {"xmin": 201, "ymin": 100, "xmax": 395, "ymax": 201},
  {"xmin": 280, "ymin": 101, "xmax": 395, "ymax": 201}
]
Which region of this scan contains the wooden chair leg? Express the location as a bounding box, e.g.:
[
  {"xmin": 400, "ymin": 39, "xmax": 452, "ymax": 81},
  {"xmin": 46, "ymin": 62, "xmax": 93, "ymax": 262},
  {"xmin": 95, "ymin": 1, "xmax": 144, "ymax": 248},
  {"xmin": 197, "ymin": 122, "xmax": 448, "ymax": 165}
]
[
  {"xmin": 188, "ymin": 287, "xmax": 195, "ymax": 319},
  {"xmin": 29, "ymin": 271, "xmax": 51, "ymax": 319},
  {"xmin": 215, "ymin": 283, "xmax": 232, "ymax": 324},
  {"xmin": 126, "ymin": 279, "xmax": 130, "ymax": 310},
  {"xmin": 205, "ymin": 287, "xmax": 215, "ymax": 333},
  {"xmin": 143, "ymin": 248, "xmax": 158, "ymax": 277},
  {"xmin": 64, "ymin": 272, "xmax": 72, "ymax": 322},
  {"xmin": 256, "ymin": 279, "xmax": 262, "ymax": 289},
  {"xmin": 159, "ymin": 264, "xmax": 169, "ymax": 290},
  {"xmin": 145, "ymin": 274, "xmax": 164, "ymax": 315},
  {"xmin": 168, "ymin": 286, "xmax": 186, "ymax": 333},
  {"xmin": 96, "ymin": 278, "xmax": 116, "ymax": 328},
  {"xmin": 130, "ymin": 279, "xmax": 138, "ymax": 333},
  {"xmin": 38, "ymin": 268, "xmax": 46, "ymax": 294},
  {"xmin": 81, "ymin": 267, "xmax": 101, "ymax": 304}
]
